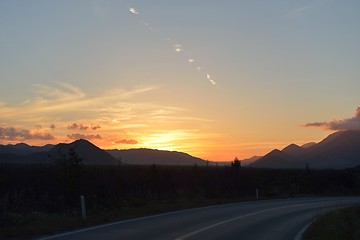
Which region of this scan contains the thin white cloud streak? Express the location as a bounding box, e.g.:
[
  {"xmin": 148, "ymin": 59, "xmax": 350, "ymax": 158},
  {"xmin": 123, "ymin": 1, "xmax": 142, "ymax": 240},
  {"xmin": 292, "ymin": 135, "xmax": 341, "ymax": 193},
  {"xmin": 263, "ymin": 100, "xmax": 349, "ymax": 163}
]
[
  {"xmin": 287, "ymin": 6, "xmax": 312, "ymax": 19},
  {"xmin": 287, "ymin": 0, "xmax": 325, "ymax": 19}
]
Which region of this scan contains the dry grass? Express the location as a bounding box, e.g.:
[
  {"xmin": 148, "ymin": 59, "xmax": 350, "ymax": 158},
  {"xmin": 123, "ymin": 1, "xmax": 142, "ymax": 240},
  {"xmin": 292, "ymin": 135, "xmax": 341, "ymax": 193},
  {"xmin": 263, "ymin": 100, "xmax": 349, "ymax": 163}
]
[
  {"xmin": 303, "ymin": 205, "xmax": 360, "ymax": 240},
  {"xmin": 0, "ymin": 197, "xmax": 245, "ymax": 240}
]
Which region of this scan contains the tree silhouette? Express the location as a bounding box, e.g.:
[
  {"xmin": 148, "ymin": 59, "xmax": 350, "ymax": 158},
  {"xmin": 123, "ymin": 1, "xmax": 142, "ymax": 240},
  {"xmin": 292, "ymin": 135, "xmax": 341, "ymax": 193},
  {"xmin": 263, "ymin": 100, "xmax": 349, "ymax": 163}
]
[
  {"xmin": 54, "ymin": 148, "xmax": 83, "ymax": 198},
  {"xmin": 231, "ymin": 157, "xmax": 241, "ymax": 169}
]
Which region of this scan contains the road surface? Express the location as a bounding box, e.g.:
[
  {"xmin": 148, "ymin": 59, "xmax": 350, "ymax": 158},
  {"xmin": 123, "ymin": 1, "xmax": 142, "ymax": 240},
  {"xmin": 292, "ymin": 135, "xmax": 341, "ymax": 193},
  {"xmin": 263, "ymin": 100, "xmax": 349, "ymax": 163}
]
[{"xmin": 38, "ymin": 197, "xmax": 360, "ymax": 240}]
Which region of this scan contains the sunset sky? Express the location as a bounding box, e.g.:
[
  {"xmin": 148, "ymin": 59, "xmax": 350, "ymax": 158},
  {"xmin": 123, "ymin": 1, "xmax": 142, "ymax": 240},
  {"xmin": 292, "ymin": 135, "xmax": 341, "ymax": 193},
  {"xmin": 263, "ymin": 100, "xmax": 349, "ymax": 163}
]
[{"xmin": 1, "ymin": 1, "xmax": 359, "ymax": 161}]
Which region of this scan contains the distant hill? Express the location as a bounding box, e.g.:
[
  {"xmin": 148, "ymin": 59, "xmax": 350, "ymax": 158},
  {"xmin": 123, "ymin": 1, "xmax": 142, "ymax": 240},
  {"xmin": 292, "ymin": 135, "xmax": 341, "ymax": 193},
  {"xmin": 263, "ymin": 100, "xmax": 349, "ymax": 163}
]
[
  {"xmin": 251, "ymin": 130, "xmax": 360, "ymax": 169},
  {"xmin": 241, "ymin": 156, "xmax": 261, "ymax": 166},
  {"xmin": 0, "ymin": 143, "xmax": 54, "ymax": 155},
  {"xmin": 106, "ymin": 148, "xmax": 206, "ymax": 166}
]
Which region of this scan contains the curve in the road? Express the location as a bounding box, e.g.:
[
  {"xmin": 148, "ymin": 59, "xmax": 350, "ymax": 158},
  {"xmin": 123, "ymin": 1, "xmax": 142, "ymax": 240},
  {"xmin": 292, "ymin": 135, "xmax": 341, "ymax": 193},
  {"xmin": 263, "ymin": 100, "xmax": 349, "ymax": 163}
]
[{"xmin": 38, "ymin": 197, "xmax": 360, "ymax": 240}]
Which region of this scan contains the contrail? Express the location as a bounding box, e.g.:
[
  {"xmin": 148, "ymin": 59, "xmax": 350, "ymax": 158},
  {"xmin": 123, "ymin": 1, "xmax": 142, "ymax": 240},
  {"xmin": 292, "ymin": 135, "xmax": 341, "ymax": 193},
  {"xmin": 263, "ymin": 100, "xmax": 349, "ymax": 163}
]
[
  {"xmin": 128, "ymin": 6, "xmax": 217, "ymax": 86},
  {"xmin": 207, "ymin": 73, "xmax": 216, "ymax": 85},
  {"xmin": 174, "ymin": 44, "xmax": 182, "ymax": 53},
  {"xmin": 139, "ymin": 20, "xmax": 152, "ymax": 30},
  {"xmin": 129, "ymin": 7, "xmax": 139, "ymax": 15}
]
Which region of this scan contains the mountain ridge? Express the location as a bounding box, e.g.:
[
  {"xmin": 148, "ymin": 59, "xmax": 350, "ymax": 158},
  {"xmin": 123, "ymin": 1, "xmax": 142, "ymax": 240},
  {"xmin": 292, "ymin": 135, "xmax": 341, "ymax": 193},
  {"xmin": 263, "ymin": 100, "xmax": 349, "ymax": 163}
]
[
  {"xmin": 251, "ymin": 130, "xmax": 360, "ymax": 169},
  {"xmin": 0, "ymin": 139, "xmax": 206, "ymax": 166}
]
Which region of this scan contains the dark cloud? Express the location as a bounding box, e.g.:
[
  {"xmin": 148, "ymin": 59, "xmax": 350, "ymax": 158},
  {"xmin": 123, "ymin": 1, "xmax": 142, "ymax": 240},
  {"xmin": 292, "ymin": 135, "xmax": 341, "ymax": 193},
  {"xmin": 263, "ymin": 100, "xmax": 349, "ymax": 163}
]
[
  {"xmin": 303, "ymin": 107, "xmax": 360, "ymax": 131},
  {"xmin": 67, "ymin": 123, "xmax": 101, "ymax": 131},
  {"xmin": 67, "ymin": 123, "xmax": 89, "ymax": 130},
  {"xmin": 115, "ymin": 139, "xmax": 139, "ymax": 145},
  {"xmin": 91, "ymin": 125, "xmax": 101, "ymax": 131},
  {"xmin": 0, "ymin": 127, "xmax": 55, "ymax": 141},
  {"xmin": 67, "ymin": 133, "xmax": 102, "ymax": 141}
]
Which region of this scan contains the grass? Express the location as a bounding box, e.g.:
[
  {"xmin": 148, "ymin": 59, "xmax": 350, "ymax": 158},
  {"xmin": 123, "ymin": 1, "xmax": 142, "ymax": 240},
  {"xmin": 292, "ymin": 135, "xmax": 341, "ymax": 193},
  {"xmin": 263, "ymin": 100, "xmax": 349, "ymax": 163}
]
[
  {"xmin": 0, "ymin": 197, "xmax": 251, "ymax": 240},
  {"xmin": 303, "ymin": 205, "xmax": 360, "ymax": 240}
]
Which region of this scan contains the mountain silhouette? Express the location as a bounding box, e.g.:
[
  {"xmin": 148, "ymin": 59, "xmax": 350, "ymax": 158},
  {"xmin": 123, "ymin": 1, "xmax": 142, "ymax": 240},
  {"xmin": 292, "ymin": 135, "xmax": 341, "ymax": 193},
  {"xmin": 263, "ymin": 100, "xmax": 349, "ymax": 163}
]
[
  {"xmin": 48, "ymin": 139, "xmax": 119, "ymax": 165},
  {"xmin": 251, "ymin": 130, "xmax": 360, "ymax": 169},
  {"xmin": 106, "ymin": 148, "xmax": 206, "ymax": 166},
  {"xmin": 0, "ymin": 139, "xmax": 119, "ymax": 165},
  {"xmin": 250, "ymin": 149, "xmax": 302, "ymax": 169},
  {"xmin": 240, "ymin": 156, "xmax": 261, "ymax": 166},
  {"xmin": 301, "ymin": 142, "xmax": 316, "ymax": 149},
  {"xmin": 303, "ymin": 130, "xmax": 360, "ymax": 168},
  {"xmin": 281, "ymin": 144, "xmax": 305, "ymax": 157},
  {"xmin": 0, "ymin": 140, "xmax": 205, "ymax": 166}
]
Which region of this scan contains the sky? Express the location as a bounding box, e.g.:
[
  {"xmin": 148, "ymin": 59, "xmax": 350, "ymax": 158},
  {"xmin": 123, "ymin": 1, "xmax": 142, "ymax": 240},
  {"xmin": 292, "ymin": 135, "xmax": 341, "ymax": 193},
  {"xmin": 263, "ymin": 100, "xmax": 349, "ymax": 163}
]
[{"xmin": 0, "ymin": 0, "xmax": 359, "ymax": 161}]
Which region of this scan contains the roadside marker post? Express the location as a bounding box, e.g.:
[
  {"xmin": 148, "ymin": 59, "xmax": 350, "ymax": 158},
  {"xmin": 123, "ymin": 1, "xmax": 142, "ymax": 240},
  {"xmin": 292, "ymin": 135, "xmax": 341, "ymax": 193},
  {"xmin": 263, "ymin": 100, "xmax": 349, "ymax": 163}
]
[{"xmin": 81, "ymin": 195, "xmax": 87, "ymax": 220}]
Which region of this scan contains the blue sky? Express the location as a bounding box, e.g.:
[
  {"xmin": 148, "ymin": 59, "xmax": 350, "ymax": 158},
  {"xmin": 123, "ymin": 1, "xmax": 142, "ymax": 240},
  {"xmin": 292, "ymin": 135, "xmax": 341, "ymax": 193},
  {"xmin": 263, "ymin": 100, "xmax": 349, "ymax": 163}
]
[{"xmin": 0, "ymin": 0, "xmax": 359, "ymax": 160}]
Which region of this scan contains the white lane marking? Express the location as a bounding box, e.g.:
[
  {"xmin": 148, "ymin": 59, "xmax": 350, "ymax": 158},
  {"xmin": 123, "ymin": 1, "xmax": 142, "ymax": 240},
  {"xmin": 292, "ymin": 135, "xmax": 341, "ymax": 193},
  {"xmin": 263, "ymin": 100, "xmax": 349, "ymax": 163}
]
[
  {"xmin": 174, "ymin": 203, "xmax": 309, "ymax": 240},
  {"xmin": 174, "ymin": 199, "xmax": 360, "ymax": 240},
  {"xmin": 293, "ymin": 219, "xmax": 315, "ymax": 240},
  {"xmin": 37, "ymin": 200, "xmax": 257, "ymax": 240},
  {"xmin": 293, "ymin": 200, "xmax": 360, "ymax": 240}
]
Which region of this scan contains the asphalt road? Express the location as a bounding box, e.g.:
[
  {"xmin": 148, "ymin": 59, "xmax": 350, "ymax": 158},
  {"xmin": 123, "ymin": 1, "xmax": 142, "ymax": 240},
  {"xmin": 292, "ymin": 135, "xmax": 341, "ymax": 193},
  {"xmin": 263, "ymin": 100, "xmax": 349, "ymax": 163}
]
[{"xmin": 38, "ymin": 197, "xmax": 360, "ymax": 240}]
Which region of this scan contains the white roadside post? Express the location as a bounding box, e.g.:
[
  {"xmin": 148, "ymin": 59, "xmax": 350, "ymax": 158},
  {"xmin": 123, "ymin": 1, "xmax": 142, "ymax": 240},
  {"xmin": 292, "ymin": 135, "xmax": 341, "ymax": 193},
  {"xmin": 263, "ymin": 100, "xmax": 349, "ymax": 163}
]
[{"xmin": 80, "ymin": 195, "xmax": 87, "ymax": 220}]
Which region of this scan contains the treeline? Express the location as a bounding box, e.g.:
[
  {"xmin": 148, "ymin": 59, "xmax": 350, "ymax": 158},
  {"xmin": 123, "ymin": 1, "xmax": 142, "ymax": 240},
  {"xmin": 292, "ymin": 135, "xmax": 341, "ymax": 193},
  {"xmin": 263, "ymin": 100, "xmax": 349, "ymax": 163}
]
[{"xmin": 1, "ymin": 162, "xmax": 360, "ymax": 221}]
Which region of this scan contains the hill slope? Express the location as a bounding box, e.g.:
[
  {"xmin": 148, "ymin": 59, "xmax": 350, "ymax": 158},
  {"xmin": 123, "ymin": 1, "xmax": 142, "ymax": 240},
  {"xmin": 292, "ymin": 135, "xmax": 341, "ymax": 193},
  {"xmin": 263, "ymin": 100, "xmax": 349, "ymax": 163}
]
[
  {"xmin": 106, "ymin": 148, "xmax": 206, "ymax": 166},
  {"xmin": 250, "ymin": 149, "xmax": 302, "ymax": 169}
]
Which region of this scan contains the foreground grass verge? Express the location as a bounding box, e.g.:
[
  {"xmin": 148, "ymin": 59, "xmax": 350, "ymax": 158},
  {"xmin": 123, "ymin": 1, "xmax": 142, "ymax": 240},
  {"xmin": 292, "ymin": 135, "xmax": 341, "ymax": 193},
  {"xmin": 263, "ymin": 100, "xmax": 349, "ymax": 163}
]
[
  {"xmin": 303, "ymin": 205, "xmax": 360, "ymax": 240},
  {"xmin": 0, "ymin": 197, "xmax": 251, "ymax": 240}
]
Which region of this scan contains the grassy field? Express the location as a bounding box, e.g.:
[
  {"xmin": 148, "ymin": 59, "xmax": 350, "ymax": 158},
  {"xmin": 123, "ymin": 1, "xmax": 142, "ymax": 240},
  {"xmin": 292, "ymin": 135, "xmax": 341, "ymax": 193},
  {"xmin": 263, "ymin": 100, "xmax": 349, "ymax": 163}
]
[{"xmin": 303, "ymin": 205, "xmax": 360, "ymax": 240}]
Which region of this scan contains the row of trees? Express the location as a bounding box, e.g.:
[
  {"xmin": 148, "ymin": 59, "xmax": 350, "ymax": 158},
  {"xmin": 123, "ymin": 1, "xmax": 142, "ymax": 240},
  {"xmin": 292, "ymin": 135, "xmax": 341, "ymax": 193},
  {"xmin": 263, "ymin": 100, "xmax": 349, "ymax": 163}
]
[{"xmin": 1, "ymin": 150, "xmax": 360, "ymax": 224}]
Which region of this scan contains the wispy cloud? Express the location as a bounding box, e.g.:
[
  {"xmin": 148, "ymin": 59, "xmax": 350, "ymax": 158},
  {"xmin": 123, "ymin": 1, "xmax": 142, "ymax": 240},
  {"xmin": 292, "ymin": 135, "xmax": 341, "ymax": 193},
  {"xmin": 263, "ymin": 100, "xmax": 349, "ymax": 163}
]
[
  {"xmin": 286, "ymin": 0, "xmax": 325, "ymax": 19},
  {"xmin": 303, "ymin": 107, "xmax": 360, "ymax": 131},
  {"xmin": 0, "ymin": 82, "xmax": 215, "ymax": 153},
  {"xmin": 287, "ymin": 6, "xmax": 313, "ymax": 19}
]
